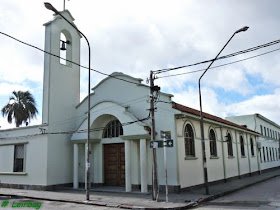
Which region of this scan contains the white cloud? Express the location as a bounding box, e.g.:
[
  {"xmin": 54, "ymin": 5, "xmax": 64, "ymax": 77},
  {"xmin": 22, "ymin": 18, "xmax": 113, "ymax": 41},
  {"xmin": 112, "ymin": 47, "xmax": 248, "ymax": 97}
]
[
  {"xmin": 226, "ymin": 89, "xmax": 280, "ymax": 123},
  {"xmin": 1, "ymin": 0, "xmax": 280, "ymax": 128},
  {"xmin": 172, "ymin": 86, "xmax": 280, "ymax": 125},
  {"xmin": 0, "ymin": 83, "xmax": 30, "ymax": 96}
]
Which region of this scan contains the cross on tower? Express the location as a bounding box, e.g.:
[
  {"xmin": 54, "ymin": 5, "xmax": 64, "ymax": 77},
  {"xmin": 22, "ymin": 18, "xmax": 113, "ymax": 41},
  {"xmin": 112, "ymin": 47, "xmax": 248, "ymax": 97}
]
[{"xmin": 63, "ymin": 0, "xmax": 70, "ymax": 10}]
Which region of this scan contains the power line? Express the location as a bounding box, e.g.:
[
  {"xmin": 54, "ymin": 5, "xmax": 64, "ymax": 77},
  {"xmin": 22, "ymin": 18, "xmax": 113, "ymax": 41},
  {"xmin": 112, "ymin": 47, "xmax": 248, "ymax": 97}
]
[
  {"xmin": 50, "ymin": 96, "xmax": 148, "ymax": 127},
  {"xmin": 156, "ymin": 47, "xmax": 280, "ymax": 79},
  {"xmin": 0, "ymin": 113, "xmax": 150, "ymax": 140},
  {"xmin": 153, "ymin": 38, "xmax": 280, "ymax": 74},
  {"xmin": 0, "ymin": 31, "xmax": 140, "ymax": 85}
]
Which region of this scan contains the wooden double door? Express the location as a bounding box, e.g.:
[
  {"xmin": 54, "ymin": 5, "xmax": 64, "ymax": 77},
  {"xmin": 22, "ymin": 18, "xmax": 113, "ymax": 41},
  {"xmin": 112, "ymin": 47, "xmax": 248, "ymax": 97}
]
[{"xmin": 104, "ymin": 143, "xmax": 125, "ymax": 186}]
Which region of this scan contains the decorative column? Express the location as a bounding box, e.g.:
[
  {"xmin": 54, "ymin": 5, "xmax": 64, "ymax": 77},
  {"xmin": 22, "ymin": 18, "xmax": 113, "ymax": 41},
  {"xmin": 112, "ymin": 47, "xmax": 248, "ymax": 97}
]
[
  {"xmin": 140, "ymin": 139, "xmax": 148, "ymax": 193},
  {"xmin": 235, "ymin": 131, "xmax": 241, "ymax": 178},
  {"xmin": 73, "ymin": 143, "xmax": 79, "ymax": 189},
  {"xmin": 125, "ymin": 140, "xmax": 132, "ymax": 192}
]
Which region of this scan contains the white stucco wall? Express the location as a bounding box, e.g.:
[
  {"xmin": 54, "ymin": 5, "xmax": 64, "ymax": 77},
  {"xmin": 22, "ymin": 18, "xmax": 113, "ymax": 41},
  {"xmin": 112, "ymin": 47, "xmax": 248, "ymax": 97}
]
[
  {"xmin": 176, "ymin": 116, "xmax": 260, "ymax": 189},
  {"xmin": 0, "ymin": 145, "xmax": 14, "ymax": 172},
  {"xmin": 74, "ymin": 74, "xmax": 180, "ymax": 187},
  {"xmin": 226, "ymin": 114, "xmax": 280, "ymax": 171},
  {"xmin": 0, "ymin": 126, "xmax": 48, "ymax": 186}
]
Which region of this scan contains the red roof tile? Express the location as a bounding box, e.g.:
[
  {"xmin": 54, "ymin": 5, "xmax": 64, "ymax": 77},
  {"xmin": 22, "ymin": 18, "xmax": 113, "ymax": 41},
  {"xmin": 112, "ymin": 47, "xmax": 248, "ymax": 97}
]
[{"xmin": 172, "ymin": 102, "xmax": 259, "ymax": 134}]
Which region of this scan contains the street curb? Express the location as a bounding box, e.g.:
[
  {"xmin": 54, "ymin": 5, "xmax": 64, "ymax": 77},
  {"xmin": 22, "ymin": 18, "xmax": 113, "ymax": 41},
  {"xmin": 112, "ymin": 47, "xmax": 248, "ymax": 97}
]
[
  {"xmin": 189, "ymin": 174, "xmax": 280, "ymax": 209},
  {"xmin": 0, "ymin": 174, "xmax": 279, "ymax": 209}
]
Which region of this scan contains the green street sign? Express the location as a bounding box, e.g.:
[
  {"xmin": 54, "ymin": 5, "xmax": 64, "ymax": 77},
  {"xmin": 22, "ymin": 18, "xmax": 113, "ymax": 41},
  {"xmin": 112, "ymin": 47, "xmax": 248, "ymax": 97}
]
[
  {"xmin": 164, "ymin": 139, "xmax": 173, "ymax": 147},
  {"xmin": 150, "ymin": 140, "xmax": 163, "ymax": 148},
  {"xmin": 150, "ymin": 140, "xmax": 173, "ymax": 148}
]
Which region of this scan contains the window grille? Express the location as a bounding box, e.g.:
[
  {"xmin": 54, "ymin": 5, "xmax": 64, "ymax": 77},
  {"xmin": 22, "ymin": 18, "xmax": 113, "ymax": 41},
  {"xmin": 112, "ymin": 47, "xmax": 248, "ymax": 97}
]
[
  {"xmin": 184, "ymin": 124, "xmax": 195, "ymax": 157},
  {"xmin": 102, "ymin": 120, "xmax": 123, "ymax": 138},
  {"xmin": 250, "ymin": 138, "xmax": 255, "ymax": 156},
  {"xmin": 240, "ymin": 136, "xmax": 245, "ymax": 156},
  {"xmin": 209, "ymin": 129, "xmax": 217, "ymax": 157},
  {"xmin": 227, "ymin": 133, "xmax": 233, "ymax": 156},
  {"xmin": 14, "ymin": 145, "xmax": 24, "ymax": 172}
]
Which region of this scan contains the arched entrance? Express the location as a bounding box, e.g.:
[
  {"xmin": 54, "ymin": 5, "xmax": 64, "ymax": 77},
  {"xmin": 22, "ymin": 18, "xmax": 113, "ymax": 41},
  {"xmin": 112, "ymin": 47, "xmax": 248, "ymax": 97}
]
[
  {"xmin": 72, "ymin": 101, "xmax": 150, "ymax": 192},
  {"xmin": 102, "ymin": 118, "xmax": 125, "ymax": 187}
]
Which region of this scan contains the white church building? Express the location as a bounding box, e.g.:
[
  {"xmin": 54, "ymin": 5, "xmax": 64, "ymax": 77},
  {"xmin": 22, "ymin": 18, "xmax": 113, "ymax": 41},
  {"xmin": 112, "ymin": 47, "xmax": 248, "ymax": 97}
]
[{"xmin": 0, "ymin": 10, "xmax": 279, "ymax": 193}]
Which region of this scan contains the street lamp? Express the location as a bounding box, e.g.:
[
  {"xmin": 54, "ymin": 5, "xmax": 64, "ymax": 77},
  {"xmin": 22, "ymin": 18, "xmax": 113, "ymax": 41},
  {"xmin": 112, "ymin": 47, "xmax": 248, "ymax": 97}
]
[
  {"xmin": 199, "ymin": 26, "xmax": 249, "ymax": 195},
  {"xmin": 44, "ymin": 2, "xmax": 92, "ymax": 201}
]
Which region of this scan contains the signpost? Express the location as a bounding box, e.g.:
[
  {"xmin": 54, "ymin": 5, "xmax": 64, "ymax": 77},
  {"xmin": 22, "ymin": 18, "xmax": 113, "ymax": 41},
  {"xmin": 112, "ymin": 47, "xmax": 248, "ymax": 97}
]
[
  {"xmin": 161, "ymin": 131, "xmax": 171, "ymax": 202},
  {"xmin": 150, "ymin": 140, "xmax": 173, "ymax": 148},
  {"xmin": 149, "ymin": 131, "xmax": 173, "ymax": 202}
]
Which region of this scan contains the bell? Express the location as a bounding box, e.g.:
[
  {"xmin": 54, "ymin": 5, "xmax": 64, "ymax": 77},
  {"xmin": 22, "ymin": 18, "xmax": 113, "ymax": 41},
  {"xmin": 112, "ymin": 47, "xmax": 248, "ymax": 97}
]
[{"xmin": 60, "ymin": 41, "xmax": 66, "ymax": 51}]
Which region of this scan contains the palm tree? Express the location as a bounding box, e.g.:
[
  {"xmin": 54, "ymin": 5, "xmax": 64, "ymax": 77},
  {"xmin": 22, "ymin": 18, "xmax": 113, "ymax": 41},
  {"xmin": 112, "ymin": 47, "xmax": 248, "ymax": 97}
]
[{"xmin": 1, "ymin": 91, "xmax": 38, "ymax": 127}]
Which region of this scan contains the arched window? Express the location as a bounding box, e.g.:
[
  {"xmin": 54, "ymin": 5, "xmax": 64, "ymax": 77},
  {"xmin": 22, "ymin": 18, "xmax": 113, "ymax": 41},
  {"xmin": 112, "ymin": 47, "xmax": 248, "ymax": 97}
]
[
  {"xmin": 59, "ymin": 30, "xmax": 72, "ymax": 66},
  {"xmin": 60, "ymin": 33, "xmax": 67, "ymax": 65},
  {"xmin": 184, "ymin": 124, "xmax": 195, "ymax": 157},
  {"xmin": 250, "ymin": 137, "xmax": 255, "ymax": 156},
  {"xmin": 227, "ymin": 133, "xmax": 233, "ymax": 157},
  {"xmin": 102, "ymin": 120, "xmax": 123, "ymax": 138},
  {"xmin": 263, "ymin": 147, "xmax": 266, "ymax": 162},
  {"xmin": 209, "ymin": 129, "xmax": 217, "ymax": 157},
  {"xmin": 240, "ymin": 135, "xmax": 245, "ymax": 156}
]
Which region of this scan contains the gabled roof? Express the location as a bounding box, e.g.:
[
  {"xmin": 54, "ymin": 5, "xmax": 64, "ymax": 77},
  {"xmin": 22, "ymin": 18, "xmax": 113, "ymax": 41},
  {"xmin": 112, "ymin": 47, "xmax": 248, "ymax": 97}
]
[
  {"xmin": 173, "ymin": 102, "xmax": 259, "ymax": 135},
  {"xmin": 91, "ymin": 72, "xmax": 143, "ymax": 91}
]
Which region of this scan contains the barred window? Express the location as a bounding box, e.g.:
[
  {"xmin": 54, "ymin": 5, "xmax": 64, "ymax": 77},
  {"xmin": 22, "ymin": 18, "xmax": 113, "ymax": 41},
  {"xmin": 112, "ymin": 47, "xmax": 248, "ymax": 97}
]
[
  {"xmin": 250, "ymin": 138, "xmax": 255, "ymax": 156},
  {"xmin": 209, "ymin": 129, "xmax": 217, "ymax": 157},
  {"xmin": 263, "ymin": 147, "xmax": 266, "ymax": 162},
  {"xmin": 184, "ymin": 124, "xmax": 195, "ymax": 157},
  {"xmin": 14, "ymin": 145, "xmax": 24, "ymax": 172},
  {"xmin": 240, "ymin": 135, "xmax": 245, "ymax": 156},
  {"xmin": 266, "ymin": 147, "xmax": 269, "ymax": 161},
  {"xmin": 227, "ymin": 133, "xmax": 233, "ymax": 157},
  {"xmin": 102, "ymin": 120, "xmax": 123, "ymax": 138}
]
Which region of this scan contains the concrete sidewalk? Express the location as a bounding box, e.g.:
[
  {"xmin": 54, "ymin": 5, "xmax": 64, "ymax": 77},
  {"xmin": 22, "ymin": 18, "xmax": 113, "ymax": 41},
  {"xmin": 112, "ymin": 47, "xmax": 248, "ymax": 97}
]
[{"xmin": 0, "ymin": 169, "xmax": 279, "ymax": 209}]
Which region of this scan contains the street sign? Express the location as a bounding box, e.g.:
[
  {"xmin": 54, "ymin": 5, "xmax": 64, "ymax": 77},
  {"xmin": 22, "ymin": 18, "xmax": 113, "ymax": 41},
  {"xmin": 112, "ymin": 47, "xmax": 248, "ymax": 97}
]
[
  {"xmin": 163, "ymin": 140, "xmax": 173, "ymax": 147},
  {"xmin": 160, "ymin": 131, "xmax": 171, "ymax": 139},
  {"xmin": 150, "ymin": 140, "xmax": 163, "ymax": 148},
  {"xmin": 150, "ymin": 140, "xmax": 173, "ymax": 148}
]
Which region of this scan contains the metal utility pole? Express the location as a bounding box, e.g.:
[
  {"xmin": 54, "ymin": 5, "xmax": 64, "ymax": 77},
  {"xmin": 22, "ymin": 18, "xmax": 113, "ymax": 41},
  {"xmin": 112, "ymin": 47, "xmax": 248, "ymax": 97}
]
[
  {"xmin": 44, "ymin": 2, "xmax": 91, "ymax": 201},
  {"xmin": 198, "ymin": 26, "xmax": 249, "ymax": 195},
  {"xmin": 150, "ymin": 71, "xmax": 159, "ymax": 201}
]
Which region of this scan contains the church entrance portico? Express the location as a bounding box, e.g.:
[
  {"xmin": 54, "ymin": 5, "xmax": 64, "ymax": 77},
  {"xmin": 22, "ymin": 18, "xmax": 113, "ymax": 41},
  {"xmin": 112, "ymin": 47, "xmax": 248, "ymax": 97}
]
[{"xmin": 71, "ymin": 101, "xmax": 150, "ymax": 193}]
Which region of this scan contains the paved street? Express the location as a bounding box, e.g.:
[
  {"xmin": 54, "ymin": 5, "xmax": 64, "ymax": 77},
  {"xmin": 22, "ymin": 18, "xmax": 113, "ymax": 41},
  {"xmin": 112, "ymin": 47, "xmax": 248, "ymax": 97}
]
[
  {"xmin": 0, "ymin": 196, "xmax": 117, "ymax": 210},
  {"xmin": 0, "ymin": 169, "xmax": 279, "ymax": 209},
  {"xmin": 195, "ymin": 176, "xmax": 280, "ymax": 209}
]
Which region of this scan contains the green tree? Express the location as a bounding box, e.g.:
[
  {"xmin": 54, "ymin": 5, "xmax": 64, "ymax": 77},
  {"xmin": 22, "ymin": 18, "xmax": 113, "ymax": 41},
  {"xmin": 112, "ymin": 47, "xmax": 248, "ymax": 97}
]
[{"xmin": 1, "ymin": 91, "xmax": 38, "ymax": 127}]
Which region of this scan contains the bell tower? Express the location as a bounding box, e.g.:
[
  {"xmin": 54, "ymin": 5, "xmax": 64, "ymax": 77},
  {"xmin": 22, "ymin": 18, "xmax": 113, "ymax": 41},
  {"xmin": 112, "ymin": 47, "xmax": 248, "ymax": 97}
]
[{"xmin": 42, "ymin": 10, "xmax": 81, "ymax": 131}]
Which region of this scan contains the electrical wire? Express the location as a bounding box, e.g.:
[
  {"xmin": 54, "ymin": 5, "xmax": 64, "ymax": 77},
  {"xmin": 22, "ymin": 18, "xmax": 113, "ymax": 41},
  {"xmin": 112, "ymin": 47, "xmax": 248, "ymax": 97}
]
[
  {"xmin": 153, "ymin": 38, "xmax": 280, "ymax": 74},
  {"xmin": 157, "ymin": 47, "xmax": 280, "ymax": 79},
  {"xmin": 0, "ymin": 113, "xmax": 150, "ymax": 140},
  {"xmin": 0, "ymin": 31, "xmax": 140, "ymax": 85},
  {"xmin": 49, "ymin": 96, "xmax": 148, "ymax": 127}
]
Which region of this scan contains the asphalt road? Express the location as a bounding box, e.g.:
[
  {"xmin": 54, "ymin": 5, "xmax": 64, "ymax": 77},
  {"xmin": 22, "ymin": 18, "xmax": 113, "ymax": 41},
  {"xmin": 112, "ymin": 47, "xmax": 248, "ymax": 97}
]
[
  {"xmin": 195, "ymin": 176, "xmax": 280, "ymax": 209},
  {"xmin": 0, "ymin": 196, "xmax": 118, "ymax": 210}
]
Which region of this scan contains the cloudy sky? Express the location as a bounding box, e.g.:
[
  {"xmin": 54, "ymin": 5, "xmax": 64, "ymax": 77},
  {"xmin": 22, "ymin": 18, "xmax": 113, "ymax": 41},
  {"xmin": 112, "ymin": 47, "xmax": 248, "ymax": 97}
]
[{"xmin": 1, "ymin": 0, "xmax": 280, "ymax": 129}]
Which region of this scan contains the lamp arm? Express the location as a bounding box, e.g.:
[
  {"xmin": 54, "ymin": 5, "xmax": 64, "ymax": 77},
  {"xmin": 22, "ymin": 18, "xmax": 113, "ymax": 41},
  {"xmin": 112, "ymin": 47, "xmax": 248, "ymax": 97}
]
[{"xmin": 199, "ymin": 32, "xmax": 236, "ymax": 83}]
